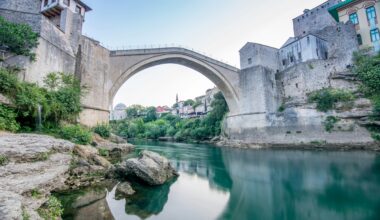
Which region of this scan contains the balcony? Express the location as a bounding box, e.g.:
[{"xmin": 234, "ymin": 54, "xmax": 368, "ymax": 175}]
[{"xmin": 40, "ymin": 0, "xmax": 65, "ymax": 17}]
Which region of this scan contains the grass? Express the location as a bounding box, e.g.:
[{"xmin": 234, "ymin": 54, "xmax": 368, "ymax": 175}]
[
  {"xmin": 0, "ymin": 155, "xmax": 9, "ymax": 166},
  {"xmin": 310, "ymin": 140, "xmax": 327, "ymax": 146},
  {"xmin": 98, "ymin": 148, "xmax": 110, "ymax": 157},
  {"xmin": 324, "ymin": 116, "xmax": 340, "ymax": 133},
  {"xmin": 34, "ymin": 152, "xmax": 49, "ymax": 162},
  {"xmin": 31, "ymin": 189, "xmax": 42, "ymax": 199},
  {"xmin": 22, "ymin": 207, "xmax": 30, "ymax": 220},
  {"xmin": 37, "ymin": 196, "xmax": 63, "ymax": 220}
]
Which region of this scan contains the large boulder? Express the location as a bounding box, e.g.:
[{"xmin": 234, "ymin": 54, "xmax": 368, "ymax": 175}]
[
  {"xmin": 115, "ymin": 182, "xmax": 135, "ymax": 198},
  {"xmin": 92, "ymin": 134, "xmax": 134, "ymax": 154},
  {"xmin": 73, "ymin": 145, "xmax": 112, "ymax": 169},
  {"xmin": 125, "ymin": 150, "xmax": 178, "ymax": 185}
]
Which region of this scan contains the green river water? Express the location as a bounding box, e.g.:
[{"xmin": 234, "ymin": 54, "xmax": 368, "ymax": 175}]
[{"xmin": 58, "ymin": 141, "xmax": 380, "ymax": 220}]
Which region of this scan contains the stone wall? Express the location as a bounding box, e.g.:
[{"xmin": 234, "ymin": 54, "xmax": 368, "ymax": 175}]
[
  {"xmin": 293, "ymin": 0, "xmax": 341, "ymax": 37},
  {"xmin": 78, "ymin": 36, "xmax": 111, "ymax": 126},
  {"xmin": 238, "ymin": 66, "xmax": 280, "ymax": 114},
  {"xmin": 224, "ymin": 107, "xmax": 373, "ymax": 147},
  {"xmin": 277, "ymin": 22, "xmax": 359, "ymax": 105},
  {"xmin": 239, "ymin": 43, "xmax": 279, "ymax": 71}
]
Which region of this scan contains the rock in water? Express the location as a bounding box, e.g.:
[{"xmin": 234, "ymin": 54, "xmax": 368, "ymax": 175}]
[
  {"xmin": 116, "ymin": 182, "xmax": 135, "ymax": 198},
  {"xmin": 125, "ymin": 150, "xmax": 178, "ymax": 185}
]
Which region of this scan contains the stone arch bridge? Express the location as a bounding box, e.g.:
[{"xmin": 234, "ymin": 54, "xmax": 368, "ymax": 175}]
[{"xmin": 79, "ymin": 38, "xmax": 279, "ymax": 140}]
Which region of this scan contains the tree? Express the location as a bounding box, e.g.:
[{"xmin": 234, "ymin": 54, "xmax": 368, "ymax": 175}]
[
  {"xmin": 184, "ymin": 99, "xmax": 195, "ymax": 106},
  {"xmin": 144, "ymin": 106, "xmax": 157, "ymax": 122},
  {"xmin": 126, "ymin": 105, "xmax": 145, "ymax": 118},
  {"xmin": 0, "ymin": 16, "xmax": 39, "ymax": 60}
]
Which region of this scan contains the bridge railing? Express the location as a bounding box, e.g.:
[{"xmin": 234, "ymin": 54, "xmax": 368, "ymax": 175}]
[
  {"xmin": 111, "ymin": 44, "xmax": 239, "ymax": 70},
  {"xmin": 81, "ymin": 35, "xmax": 239, "ymax": 69}
]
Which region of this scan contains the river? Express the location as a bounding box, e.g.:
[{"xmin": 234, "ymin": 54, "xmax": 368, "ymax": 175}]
[{"xmin": 57, "ymin": 140, "xmax": 380, "ymax": 220}]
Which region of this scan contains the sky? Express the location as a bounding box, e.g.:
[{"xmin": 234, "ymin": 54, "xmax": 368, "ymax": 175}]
[{"xmin": 82, "ymin": 0, "xmax": 324, "ymax": 108}]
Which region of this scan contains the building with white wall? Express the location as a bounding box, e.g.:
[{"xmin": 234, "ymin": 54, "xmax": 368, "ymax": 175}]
[
  {"xmin": 279, "ymin": 34, "xmax": 328, "ymax": 70},
  {"xmin": 110, "ymin": 103, "xmax": 127, "ymax": 121}
]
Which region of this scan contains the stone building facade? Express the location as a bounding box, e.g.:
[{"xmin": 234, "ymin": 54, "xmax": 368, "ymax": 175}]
[
  {"xmin": 293, "ymin": 0, "xmax": 342, "ymax": 37},
  {"xmin": 329, "ymin": 0, "xmax": 380, "ymax": 51}
]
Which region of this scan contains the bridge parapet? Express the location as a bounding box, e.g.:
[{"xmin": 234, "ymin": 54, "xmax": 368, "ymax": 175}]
[{"xmin": 110, "ymin": 47, "xmax": 239, "ymax": 72}]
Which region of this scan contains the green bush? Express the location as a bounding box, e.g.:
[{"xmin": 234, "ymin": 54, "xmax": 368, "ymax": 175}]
[
  {"xmin": 0, "ymin": 104, "xmax": 20, "ymax": 132},
  {"xmin": 353, "ymin": 51, "xmax": 380, "ymax": 96},
  {"xmin": 31, "ymin": 189, "xmax": 42, "ymax": 199},
  {"xmin": 324, "ymin": 116, "xmax": 340, "ymax": 133},
  {"xmin": 0, "ymin": 16, "xmax": 39, "ymax": 60},
  {"xmin": 0, "ymin": 70, "xmax": 83, "ymax": 130},
  {"xmin": 59, "ymin": 125, "xmax": 92, "ymax": 145},
  {"xmin": 308, "ymin": 88, "xmax": 354, "ymax": 112},
  {"xmin": 278, "ymin": 105, "xmax": 285, "ymax": 112},
  {"xmin": 37, "ymin": 196, "xmax": 63, "ymax": 220},
  {"xmin": 98, "ymin": 148, "xmax": 109, "ymax": 157},
  {"xmin": 0, "ymin": 68, "xmax": 18, "ymax": 95},
  {"xmin": 0, "ymin": 155, "xmax": 8, "ymax": 166},
  {"xmin": 93, "ymin": 123, "xmax": 111, "ymax": 138}
]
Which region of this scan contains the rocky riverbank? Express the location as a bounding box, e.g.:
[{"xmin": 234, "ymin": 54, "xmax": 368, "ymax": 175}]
[
  {"xmin": 0, "ymin": 131, "xmax": 179, "ymax": 220},
  {"xmin": 0, "ymin": 133, "xmax": 75, "ymax": 219}
]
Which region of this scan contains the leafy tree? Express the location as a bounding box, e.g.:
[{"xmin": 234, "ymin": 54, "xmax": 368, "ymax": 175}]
[
  {"xmin": 353, "ymin": 51, "xmax": 380, "ymax": 95},
  {"xmin": 93, "ymin": 123, "xmax": 111, "ymax": 138},
  {"xmin": 184, "ymin": 99, "xmax": 195, "ymax": 106},
  {"xmin": 126, "ymin": 105, "xmax": 145, "ymax": 118},
  {"xmin": 0, "ymin": 16, "xmax": 39, "ymax": 60},
  {"xmin": 144, "ymin": 106, "xmax": 157, "ymax": 122},
  {"xmin": 0, "ymin": 104, "xmax": 20, "ymax": 132},
  {"xmin": 308, "ymin": 88, "xmax": 354, "ymax": 112}
]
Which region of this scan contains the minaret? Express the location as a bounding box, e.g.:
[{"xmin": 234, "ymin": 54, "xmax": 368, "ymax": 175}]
[{"xmin": 176, "ymin": 93, "xmax": 179, "ymax": 115}]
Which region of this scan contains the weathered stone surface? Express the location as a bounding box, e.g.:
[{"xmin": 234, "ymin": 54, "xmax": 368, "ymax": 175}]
[
  {"xmin": 116, "ymin": 182, "xmax": 135, "ymax": 197},
  {"xmin": 0, "ymin": 191, "xmax": 23, "ymax": 220},
  {"xmin": 124, "ymin": 150, "xmax": 178, "ymax": 185},
  {"xmin": 109, "ymin": 133, "xmax": 127, "ymax": 144},
  {"xmin": 0, "ymin": 133, "xmax": 74, "ymax": 163},
  {"xmin": 73, "ymin": 145, "xmax": 112, "ymax": 169},
  {"xmin": 92, "ymin": 133, "xmax": 134, "ymax": 153}
]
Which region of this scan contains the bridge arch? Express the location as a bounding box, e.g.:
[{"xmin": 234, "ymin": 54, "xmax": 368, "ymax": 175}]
[{"xmin": 108, "ymin": 48, "xmax": 241, "ymax": 114}]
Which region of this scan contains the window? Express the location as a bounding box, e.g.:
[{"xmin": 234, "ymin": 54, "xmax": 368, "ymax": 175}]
[
  {"xmin": 63, "ymin": 0, "xmax": 70, "ymax": 6},
  {"xmin": 349, "ymin": 13, "xmax": 359, "ymax": 25},
  {"xmin": 248, "ymin": 58, "xmax": 252, "ymax": 65},
  {"xmin": 282, "ymin": 59, "xmax": 286, "ymax": 66},
  {"xmin": 370, "ymin": 28, "xmax": 380, "ymax": 42},
  {"xmin": 357, "ymin": 34, "xmax": 363, "ymax": 45},
  {"xmin": 307, "ymin": 36, "xmax": 310, "ymax": 44},
  {"xmin": 44, "ymin": 0, "xmax": 48, "ymax": 6},
  {"xmin": 75, "ymin": 6, "xmax": 82, "ymax": 14},
  {"xmin": 290, "ymin": 56, "xmax": 294, "ymax": 63},
  {"xmin": 298, "ymin": 52, "xmax": 302, "ymax": 60},
  {"xmin": 366, "ymin": 6, "xmax": 377, "ymax": 22}
]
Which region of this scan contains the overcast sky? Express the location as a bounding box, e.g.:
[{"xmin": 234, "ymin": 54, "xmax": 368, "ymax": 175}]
[{"xmin": 82, "ymin": 0, "xmax": 324, "ymax": 108}]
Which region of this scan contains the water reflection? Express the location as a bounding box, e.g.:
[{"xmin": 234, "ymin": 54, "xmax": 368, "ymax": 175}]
[
  {"xmin": 59, "ymin": 141, "xmax": 380, "ymax": 220},
  {"xmin": 106, "ymin": 172, "xmax": 229, "ymax": 220},
  {"xmin": 219, "ymin": 148, "xmax": 380, "ymax": 220}
]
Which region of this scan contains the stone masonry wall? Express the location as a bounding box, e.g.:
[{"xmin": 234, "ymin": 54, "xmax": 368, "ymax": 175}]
[
  {"xmin": 293, "ymin": 0, "xmax": 341, "ymax": 37},
  {"xmin": 78, "ymin": 36, "xmax": 111, "ymax": 126},
  {"xmin": 239, "ymin": 43, "xmax": 280, "ymax": 71}
]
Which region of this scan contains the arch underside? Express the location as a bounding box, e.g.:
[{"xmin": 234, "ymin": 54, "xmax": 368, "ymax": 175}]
[{"xmin": 109, "ymin": 54, "xmax": 240, "ymax": 114}]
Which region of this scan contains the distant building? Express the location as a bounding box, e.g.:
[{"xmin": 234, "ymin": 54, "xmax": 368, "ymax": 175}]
[
  {"xmin": 171, "ymin": 87, "xmax": 220, "ymax": 118},
  {"xmin": 110, "ymin": 103, "xmax": 127, "ymax": 121},
  {"xmin": 279, "ymin": 34, "xmax": 328, "ymax": 70},
  {"xmin": 40, "ymin": 0, "xmax": 91, "ymax": 33},
  {"xmin": 329, "ymin": 0, "xmax": 380, "ymax": 51},
  {"xmin": 156, "ymin": 106, "xmax": 171, "ymax": 117}
]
